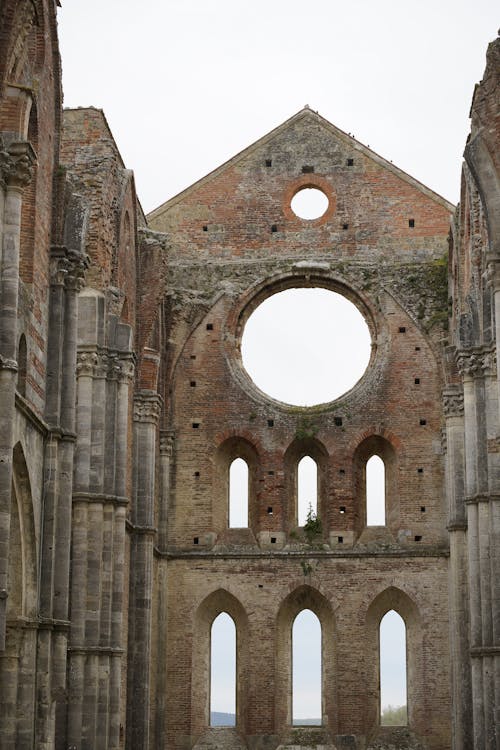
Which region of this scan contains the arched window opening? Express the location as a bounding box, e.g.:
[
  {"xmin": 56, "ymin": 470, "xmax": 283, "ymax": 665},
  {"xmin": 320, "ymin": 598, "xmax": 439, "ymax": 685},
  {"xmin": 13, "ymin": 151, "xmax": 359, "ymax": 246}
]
[
  {"xmin": 292, "ymin": 609, "xmax": 322, "ymax": 725},
  {"xmin": 380, "ymin": 610, "xmax": 407, "ymax": 726},
  {"xmin": 298, "ymin": 456, "xmax": 317, "ymax": 526},
  {"xmin": 210, "ymin": 612, "xmax": 236, "ymax": 726},
  {"xmin": 366, "ymin": 455, "xmax": 385, "ymax": 525},
  {"xmin": 229, "ymin": 458, "xmax": 248, "ymax": 528},
  {"xmin": 17, "ymin": 335, "xmax": 27, "ymax": 397}
]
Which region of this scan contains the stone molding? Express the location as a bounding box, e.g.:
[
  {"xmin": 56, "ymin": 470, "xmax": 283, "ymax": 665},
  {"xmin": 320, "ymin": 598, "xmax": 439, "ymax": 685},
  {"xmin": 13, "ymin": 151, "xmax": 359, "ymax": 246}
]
[
  {"xmin": 465, "ymin": 493, "xmax": 500, "ymax": 504},
  {"xmin": 72, "ymin": 492, "xmax": 128, "ymax": 507},
  {"xmin": 0, "ymin": 140, "xmax": 36, "ymax": 189},
  {"xmin": 133, "ymin": 392, "xmax": 161, "ymax": 424},
  {"xmin": 68, "ymin": 646, "xmax": 124, "ymax": 655},
  {"xmin": 443, "ymin": 388, "xmax": 464, "ymax": 418},
  {"xmin": 456, "ymin": 348, "xmax": 496, "ymax": 379},
  {"xmin": 0, "ymin": 353, "xmax": 18, "ymax": 372},
  {"xmin": 125, "ymin": 520, "xmax": 157, "ymax": 536},
  {"xmin": 447, "ymin": 521, "xmax": 468, "ymax": 532},
  {"xmin": 470, "ymin": 645, "xmax": 500, "ymax": 657}
]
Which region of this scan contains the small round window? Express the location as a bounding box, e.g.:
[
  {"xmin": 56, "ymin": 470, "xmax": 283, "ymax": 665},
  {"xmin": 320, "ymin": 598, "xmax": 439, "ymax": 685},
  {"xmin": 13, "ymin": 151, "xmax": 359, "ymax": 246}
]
[
  {"xmin": 291, "ymin": 187, "xmax": 329, "ymax": 220},
  {"xmin": 241, "ymin": 287, "xmax": 371, "ymax": 406}
]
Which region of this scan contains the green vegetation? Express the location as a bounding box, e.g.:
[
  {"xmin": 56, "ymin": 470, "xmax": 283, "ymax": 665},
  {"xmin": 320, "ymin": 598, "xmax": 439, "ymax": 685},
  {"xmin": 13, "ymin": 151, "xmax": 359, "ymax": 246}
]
[
  {"xmin": 381, "ymin": 704, "xmax": 407, "ymax": 725},
  {"xmin": 303, "ymin": 504, "xmax": 322, "ymax": 544}
]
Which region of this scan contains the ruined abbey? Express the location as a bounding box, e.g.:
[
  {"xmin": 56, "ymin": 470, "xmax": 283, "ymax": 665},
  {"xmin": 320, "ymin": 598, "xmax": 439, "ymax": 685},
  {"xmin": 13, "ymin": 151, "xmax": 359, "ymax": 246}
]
[{"xmin": 0, "ymin": 2, "xmax": 499, "ymax": 748}]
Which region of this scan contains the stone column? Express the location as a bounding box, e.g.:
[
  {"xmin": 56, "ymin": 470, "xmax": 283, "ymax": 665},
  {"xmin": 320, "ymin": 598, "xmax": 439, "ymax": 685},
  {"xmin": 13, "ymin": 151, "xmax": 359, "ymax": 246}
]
[
  {"xmin": 154, "ymin": 429, "xmax": 174, "ymax": 745},
  {"xmin": 69, "ymin": 327, "xmax": 134, "ymax": 749},
  {"xmin": 0, "ymin": 141, "xmax": 34, "ymax": 649},
  {"xmin": 158, "ymin": 430, "xmax": 174, "ymax": 550},
  {"xmin": 487, "ymin": 261, "xmax": 500, "ymax": 744},
  {"xmin": 443, "ymin": 387, "xmax": 472, "ymax": 750},
  {"xmin": 35, "ymin": 249, "xmax": 87, "ymax": 750},
  {"xmin": 127, "ymin": 391, "xmax": 161, "ymax": 750},
  {"xmin": 458, "ymin": 349, "xmax": 500, "ymax": 749}
]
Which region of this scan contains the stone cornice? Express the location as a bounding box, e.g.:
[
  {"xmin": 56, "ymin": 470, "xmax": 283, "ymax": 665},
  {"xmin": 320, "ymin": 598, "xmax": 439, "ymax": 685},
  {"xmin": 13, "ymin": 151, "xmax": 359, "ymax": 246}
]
[{"xmin": 154, "ymin": 547, "xmax": 450, "ymax": 560}]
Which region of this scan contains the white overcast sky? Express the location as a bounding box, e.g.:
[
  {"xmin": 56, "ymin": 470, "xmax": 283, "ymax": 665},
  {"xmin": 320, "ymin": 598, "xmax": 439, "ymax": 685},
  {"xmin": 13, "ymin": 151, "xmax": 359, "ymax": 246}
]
[
  {"xmin": 57, "ymin": 1, "xmax": 498, "ymax": 215},
  {"xmin": 57, "ymin": 1, "xmax": 497, "ymax": 718}
]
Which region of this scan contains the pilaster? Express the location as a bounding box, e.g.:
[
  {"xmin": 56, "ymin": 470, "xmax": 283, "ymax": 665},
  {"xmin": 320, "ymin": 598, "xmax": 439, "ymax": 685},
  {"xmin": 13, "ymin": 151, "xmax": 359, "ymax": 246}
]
[
  {"xmin": 443, "ymin": 386, "xmax": 472, "ymax": 750},
  {"xmin": 457, "ymin": 348, "xmax": 500, "ymax": 748},
  {"xmin": 127, "ymin": 391, "xmax": 161, "ymax": 750},
  {"xmin": 0, "ymin": 141, "xmax": 35, "ymax": 650},
  {"xmin": 68, "ymin": 330, "xmax": 134, "ymax": 750}
]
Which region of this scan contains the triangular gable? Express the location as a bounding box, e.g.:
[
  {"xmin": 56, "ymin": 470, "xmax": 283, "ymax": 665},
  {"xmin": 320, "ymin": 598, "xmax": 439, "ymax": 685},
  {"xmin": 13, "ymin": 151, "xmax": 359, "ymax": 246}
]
[{"xmin": 147, "ymin": 107, "xmax": 454, "ymax": 222}]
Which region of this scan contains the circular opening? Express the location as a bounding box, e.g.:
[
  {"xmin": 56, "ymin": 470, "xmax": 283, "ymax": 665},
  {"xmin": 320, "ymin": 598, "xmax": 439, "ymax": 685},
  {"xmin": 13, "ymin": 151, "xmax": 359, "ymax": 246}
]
[
  {"xmin": 241, "ymin": 288, "xmax": 371, "ymax": 406},
  {"xmin": 291, "ymin": 187, "xmax": 329, "ymax": 220}
]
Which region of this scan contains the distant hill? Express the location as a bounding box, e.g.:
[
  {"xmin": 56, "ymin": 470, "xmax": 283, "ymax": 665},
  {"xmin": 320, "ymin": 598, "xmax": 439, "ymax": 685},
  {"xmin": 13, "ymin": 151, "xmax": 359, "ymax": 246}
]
[
  {"xmin": 210, "ymin": 712, "xmax": 236, "ymax": 726},
  {"xmin": 210, "ymin": 712, "xmax": 322, "ymax": 727}
]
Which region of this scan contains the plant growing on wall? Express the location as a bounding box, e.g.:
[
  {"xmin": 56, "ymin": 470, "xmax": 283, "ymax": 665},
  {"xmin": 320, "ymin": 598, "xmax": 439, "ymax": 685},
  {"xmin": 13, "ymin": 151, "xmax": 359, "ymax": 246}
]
[{"xmin": 303, "ymin": 503, "xmax": 322, "ymax": 543}]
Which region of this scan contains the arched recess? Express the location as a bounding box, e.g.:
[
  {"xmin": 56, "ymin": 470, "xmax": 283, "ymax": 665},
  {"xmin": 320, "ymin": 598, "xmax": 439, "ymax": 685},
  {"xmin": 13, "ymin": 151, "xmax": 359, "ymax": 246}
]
[
  {"xmin": 364, "ymin": 587, "xmax": 422, "ymax": 737},
  {"xmin": 275, "ymin": 585, "xmax": 336, "ymax": 733},
  {"xmin": 214, "ymin": 437, "xmax": 259, "ymax": 532},
  {"xmin": 0, "ymin": 442, "xmax": 38, "ymax": 743},
  {"xmin": 284, "ymin": 438, "xmax": 328, "ymax": 534},
  {"xmin": 9, "ymin": 443, "xmax": 37, "ymax": 618},
  {"xmin": 192, "ymin": 589, "xmax": 249, "ymax": 736},
  {"xmin": 114, "ymin": 204, "xmax": 137, "ymax": 327},
  {"xmin": 353, "ymin": 435, "xmax": 397, "ymax": 535}
]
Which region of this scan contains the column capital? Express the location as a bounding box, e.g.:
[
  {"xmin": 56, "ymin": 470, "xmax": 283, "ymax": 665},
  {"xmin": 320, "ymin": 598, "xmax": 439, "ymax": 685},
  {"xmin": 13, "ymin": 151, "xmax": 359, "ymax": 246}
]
[
  {"xmin": 76, "ymin": 351, "xmax": 98, "ymax": 377},
  {"xmin": 50, "ymin": 246, "xmax": 89, "ymax": 290},
  {"xmin": 456, "ymin": 348, "xmax": 496, "ymax": 379},
  {"xmin": 117, "ymin": 354, "xmax": 135, "ymax": 383},
  {"xmin": 443, "ymin": 387, "xmax": 464, "ymax": 418},
  {"xmin": 133, "ymin": 392, "xmax": 162, "ymax": 424},
  {"xmin": 159, "ymin": 430, "xmax": 175, "ymax": 456},
  {"xmin": 485, "ymin": 256, "xmax": 500, "ymax": 290},
  {"xmin": 0, "ymin": 140, "xmax": 36, "ymax": 189}
]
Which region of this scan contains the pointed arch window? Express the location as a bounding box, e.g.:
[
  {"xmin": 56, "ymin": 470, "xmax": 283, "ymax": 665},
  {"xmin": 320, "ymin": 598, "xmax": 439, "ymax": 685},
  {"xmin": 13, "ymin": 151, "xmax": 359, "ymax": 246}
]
[
  {"xmin": 292, "ymin": 608, "xmax": 322, "ymax": 725},
  {"xmin": 298, "ymin": 456, "xmax": 318, "ymax": 526},
  {"xmin": 366, "ymin": 455, "xmax": 385, "ymax": 525},
  {"xmin": 210, "ymin": 612, "xmax": 236, "ymax": 726},
  {"xmin": 229, "ymin": 457, "xmax": 249, "ymax": 528},
  {"xmin": 380, "ymin": 610, "xmax": 407, "ymax": 725}
]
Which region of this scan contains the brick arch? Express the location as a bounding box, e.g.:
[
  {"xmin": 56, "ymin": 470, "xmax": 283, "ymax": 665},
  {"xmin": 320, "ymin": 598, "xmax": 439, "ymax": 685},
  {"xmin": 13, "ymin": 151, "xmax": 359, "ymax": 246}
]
[
  {"xmin": 228, "ymin": 270, "xmax": 377, "ymax": 346},
  {"xmin": 192, "ymin": 588, "xmax": 250, "ymax": 736},
  {"xmin": 275, "ymin": 584, "xmax": 337, "ymax": 733},
  {"xmin": 363, "ymin": 587, "xmax": 423, "ymax": 739},
  {"xmin": 214, "ymin": 436, "xmax": 260, "ymax": 533},
  {"xmin": 283, "ymin": 436, "xmax": 329, "ymax": 533},
  {"xmin": 352, "ymin": 434, "xmax": 399, "ymax": 536}
]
